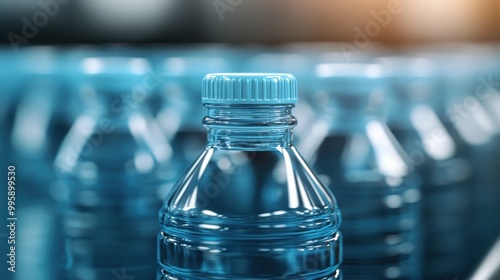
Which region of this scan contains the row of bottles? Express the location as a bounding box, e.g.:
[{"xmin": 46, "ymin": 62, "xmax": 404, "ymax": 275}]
[{"xmin": 0, "ymin": 43, "xmax": 499, "ymax": 280}]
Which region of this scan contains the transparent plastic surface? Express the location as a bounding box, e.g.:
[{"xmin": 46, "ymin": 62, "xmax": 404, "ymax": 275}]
[
  {"xmin": 379, "ymin": 55, "xmax": 479, "ymax": 278},
  {"xmin": 477, "ymin": 84, "xmax": 500, "ymax": 248},
  {"xmin": 389, "ymin": 123, "xmax": 472, "ymax": 279},
  {"xmin": 300, "ymin": 119, "xmax": 421, "ymax": 280},
  {"xmin": 55, "ymin": 58, "xmax": 172, "ymax": 280},
  {"xmin": 437, "ymin": 53, "xmax": 500, "ymax": 274},
  {"xmin": 304, "ymin": 63, "xmax": 422, "ymax": 280},
  {"xmin": 56, "ymin": 107, "xmax": 171, "ymax": 279},
  {"xmin": 155, "ymin": 80, "xmax": 207, "ymax": 184},
  {"xmin": 4, "ymin": 47, "xmax": 75, "ymax": 280},
  {"xmin": 154, "ymin": 54, "xmax": 234, "ymax": 189},
  {"xmin": 158, "ymin": 104, "xmax": 342, "ymax": 279},
  {"xmin": 383, "ymin": 74, "xmax": 472, "ymax": 279}
]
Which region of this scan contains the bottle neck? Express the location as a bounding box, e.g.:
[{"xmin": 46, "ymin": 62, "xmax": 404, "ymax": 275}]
[
  {"xmin": 203, "ymin": 104, "xmax": 296, "ymax": 150},
  {"xmin": 324, "ymin": 108, "xmax": 382, "ymax": 133},
  {"xmin": 313, "ymin": 91, "xmax": 385, "ymax": 133},
  {"xmin": 82, "ymin": 86, "xmax": 147, "ymax": 120}
]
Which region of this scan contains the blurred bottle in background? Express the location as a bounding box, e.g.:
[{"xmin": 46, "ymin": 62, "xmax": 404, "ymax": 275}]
[
  {"xmin": 158, "ymin": 73, "xmax": 342, "ymax": 279},
  {"xmin": 54, "ymin": 57, "xmax": 172, "ymax": 280},
  {"xmin": 379, "ymin": 56, "xmax": 473, "ymax": 279},
  {"xmin": 300, "ymin": 63, "xmax": 422, "ymax": 280},
  {"xmin": 434, "ymin": 49, "xmax": 500, "ymax": 273},
  {"xmin": 153, "ymin": 49, "xmax": 234, "ymax": 195},
  {"xmin": 478, "ymin": 46, "xmax": 500, "ymax": 130},
  {"xmin": 0, "ymin": 47, "xmax": 19, "ymax": 280},
  {"xmin": 0, "ymin": 47, "xmax": 18, "ymax": 149},
  {"xmin": 255, "ymin": 44, "xmax": 382, "ymax": 144},
  {"xmin": 2, "ymin": 46, "xmax": 77, "ymax": 280},
  {"xmin": 10, "ymin": 47, "xmax": 74, "ymax": 194},
  {"xmin": 470, "ymin": 49, "xmax": 500, "ymax": 265}
]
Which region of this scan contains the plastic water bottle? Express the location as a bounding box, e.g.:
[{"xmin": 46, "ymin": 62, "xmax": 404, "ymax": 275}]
[
  {"xmin": 0, "ymin": 47, "xmax": 18, "ymax": 280},
  {"xmin": 435, "ymin": 51, "xmax": 500, "ymax": 275},
  {"xmin": 244, "ymin": 47, "xmax": 374, "ymax": 144},
  {"xmin": 3, "ymin": 47, "xmax": 76, "ymax": 280},
  {"xmin": 474, "ymin": 54, "xmax": 500, "ymax": 259},
  {"xmin": 300, "ymin": 63, "xmax": 422, "ymax": 280},
  {"xmin": 457, "ymin": 49, "xmax": 500, "ymax": 269},
  {"xmin": 54, "ymin": 57, "xmax": 172, "ymax": 280},
  {"xmin": 379, "ymin": 56, "xmax": 474, "ymax": 279},
  {"xmin": 0, "ymin": 46, "xmax": 18, "ymax": 177},
  {"xmin": 0, "ymin": 48, "xmax": 17, "ymax": 137},
  {"xmin": 158, "ymin": 73, "xmax": 342, "ymax": 279},
  {"xmin": 154, "ymin": 53, "xmax": 233, "ymax": 193},
  {"xmin": 6, "ymin": 47, "xmax": 73, "ymax": 193}
]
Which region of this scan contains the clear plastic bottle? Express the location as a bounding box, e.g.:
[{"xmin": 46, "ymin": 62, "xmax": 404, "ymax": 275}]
[
  {"xmin": 158, "ymin": 73, "xmax": 342, "ymax": 279},
  {"xmin": 299, "ymin": 63, "xmax": 422, "ymax": 280},
  {"xmin": 379, "ymin": 56, "xmax": 474, "ymax": 279},
  {"xmin": 7, "ymin": 47, "xmax": 74, "ymax": 196},
  {"xmin": 0, "ymin": 46, "xmax": 18, "ymax": 280},
  {"xmin": 54, "ymin": 57, "xmax": 172, "ymax": 280},
  {"xmin": 435, "ymin": 51, "xmax": 500, "ymax": 275},
  {"xmin": 154, "ymin": 53, "xmax": 233, "ymax": 195},
  {"xmin": 0, "ymin": 47, "xmax": 18, "ymax": 139},
  {"xmin": 5, "ymin": 47, "xmax": 75, "ymax": 280}
]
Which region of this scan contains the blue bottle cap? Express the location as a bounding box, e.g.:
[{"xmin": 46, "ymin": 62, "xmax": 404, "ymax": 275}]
[{"xmin": 202, "ymin": 73, "xmax": 298, "ymax": 104}]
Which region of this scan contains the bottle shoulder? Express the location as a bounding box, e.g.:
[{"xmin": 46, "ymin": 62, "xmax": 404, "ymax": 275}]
[
  {"xmin": 160, "ymin": 146, "xmax": 341, "ymax": 232},
  {"xmin": 302, "ymin": 120, "xmax": 414, "ymax": 182},
  {"xmin": 54, "ymin": 111, "xmax": 173, "ymax": 181}
]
